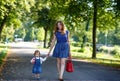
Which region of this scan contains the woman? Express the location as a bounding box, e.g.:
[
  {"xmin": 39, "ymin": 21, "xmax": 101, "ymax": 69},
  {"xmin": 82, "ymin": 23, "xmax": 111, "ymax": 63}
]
[{"xmin": 47, "ymin": 21, "xmax": 71, "ymax": 81}]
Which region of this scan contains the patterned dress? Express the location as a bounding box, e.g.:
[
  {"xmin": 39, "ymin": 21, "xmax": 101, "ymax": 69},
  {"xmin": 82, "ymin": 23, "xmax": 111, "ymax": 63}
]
[{"xmin": 52, "ymin": 30, "xmax": 69, "ymax": 58}]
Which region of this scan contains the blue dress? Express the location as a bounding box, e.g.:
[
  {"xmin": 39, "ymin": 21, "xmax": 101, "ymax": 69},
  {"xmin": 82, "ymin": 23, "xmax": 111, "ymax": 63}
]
[
  {"xmin": 32, "ymin": 57, "xmax": 42, "ymax": 74},
  {"xmin": 52, "ymin": 30, "xmax": 69, "ymax": 58}
]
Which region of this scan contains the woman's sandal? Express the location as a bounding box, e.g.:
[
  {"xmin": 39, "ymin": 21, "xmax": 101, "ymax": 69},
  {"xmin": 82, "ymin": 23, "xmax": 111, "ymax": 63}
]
[{"xmin": 58, "ymin": 78, "xmax": 64, "ymax": 81}]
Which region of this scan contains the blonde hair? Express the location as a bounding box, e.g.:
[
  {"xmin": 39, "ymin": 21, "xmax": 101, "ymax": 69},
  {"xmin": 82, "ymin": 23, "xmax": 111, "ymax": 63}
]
[
  {"xmin": 54, "ymin": 21, "xmax": 66, "ymax": 34},
  {"xmin": 34, "ymin": 50, "xmax": 40, "ymax": 56}
]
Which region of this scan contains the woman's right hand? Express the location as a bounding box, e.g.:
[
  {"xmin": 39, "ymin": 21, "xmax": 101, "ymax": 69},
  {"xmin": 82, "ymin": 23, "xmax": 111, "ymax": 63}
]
[
  {"xmin": 47, "ymin": 53, "xmax": 50, "ymax": 57},
  {"xmin": 68, "ymin": 52, "xmax": 72, "ymax": 60}
]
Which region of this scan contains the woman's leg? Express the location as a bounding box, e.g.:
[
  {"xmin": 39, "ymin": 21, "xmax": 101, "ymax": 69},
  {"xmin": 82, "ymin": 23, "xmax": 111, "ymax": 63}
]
[
  {"xmin": 59, "ymin": 58, "xmax": 66, "ymax": 79},
  {"xmin": 57, "ymin": 58, "xmax": 61, "ymax": 75}
]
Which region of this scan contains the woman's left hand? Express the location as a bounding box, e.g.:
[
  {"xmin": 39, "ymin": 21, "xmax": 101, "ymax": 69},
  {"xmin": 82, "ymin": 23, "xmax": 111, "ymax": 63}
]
[{"xmin": 68, "ymin": 52, "xmax": 72, "ymax": 60}]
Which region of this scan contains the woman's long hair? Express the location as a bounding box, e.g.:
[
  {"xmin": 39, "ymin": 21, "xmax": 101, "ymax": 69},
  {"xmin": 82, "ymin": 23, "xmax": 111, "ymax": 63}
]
[{"xmin": 54, "ymin": 21, "xmax": 66, "ymax": 34}]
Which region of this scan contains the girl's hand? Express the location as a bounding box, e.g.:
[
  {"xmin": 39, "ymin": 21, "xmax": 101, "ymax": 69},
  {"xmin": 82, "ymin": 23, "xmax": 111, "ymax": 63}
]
[{"xmin": 31, "ymin": 59, "xmax": 35, "ymax": 64}]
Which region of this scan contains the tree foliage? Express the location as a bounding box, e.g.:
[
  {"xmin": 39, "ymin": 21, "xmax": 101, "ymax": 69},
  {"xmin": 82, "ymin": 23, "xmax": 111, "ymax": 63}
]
[
  {"xmin": 0, "ymin": 0, "xmax": 35, "ymax": 40},
  {"xmin": 1, "ymin": 0, "xmax": 120, "ymax": 59}
]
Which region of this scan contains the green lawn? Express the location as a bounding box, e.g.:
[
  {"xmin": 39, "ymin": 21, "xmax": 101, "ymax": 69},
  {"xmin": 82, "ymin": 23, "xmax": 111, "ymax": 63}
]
[
  {"xmin": 0, "ymin": 43, "xmax": 8, "ymax": 65},
  {"xmin": 71, "ymin": 45, "xmax": 120, "ymax": 68}
]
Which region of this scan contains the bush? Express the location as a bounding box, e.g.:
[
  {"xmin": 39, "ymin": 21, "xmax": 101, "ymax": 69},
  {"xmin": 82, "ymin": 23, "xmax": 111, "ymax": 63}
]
[
  {"xmin": 110, "ymin": 49, "xmax": 117, "ymax": 55},
  {"xmin": 99, "ymin": 46, "xmax": 109, "ymax": 53},
  {"xmin": 71, "ymin": 42, "xmax": 81, "ymax": 47},
  {"xmin": 114, "ymin": 53, "xmax": 120, "ymax": 58},
  {"xmin": 78, "ymin": 48, "xmax": 85, "ymax": 52},
  {"xmin": 110, "ymin": 46, "xmax": 119, "ymax": 55},
  {"xmin": 110, "ymin": 46, "xmax": 120, "ymax": 58},
  {"xmin": 0, "ymin": 50, "xmax": 7, "ymax": 65}
]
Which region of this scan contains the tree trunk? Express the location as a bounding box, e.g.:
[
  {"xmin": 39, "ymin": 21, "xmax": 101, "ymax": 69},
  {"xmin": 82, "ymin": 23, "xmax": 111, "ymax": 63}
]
[
  {"xmin": 113, "ymin": 20, "xmax": 119, "ymax": 45},
  {"xmin": 48, "ymin": 30, "xmax": 53, "ymax": 48},
  {"xmin": 116, "ymin": 0, "xmax": 120, "ymax": 10},
  {"xmin": 43, "ymin": 27, "xmax": 48, "ymax": 48},
  {"xmin": 81, "ymin": 18, "xmax": 90, "ymax": 48},
  {"xmin": 92, "ymin": 0, "xmax": 98, "ymax": 59},
  {"xmin": 0, "ymin": 15, "xmax": 7, "ymax": 41}
]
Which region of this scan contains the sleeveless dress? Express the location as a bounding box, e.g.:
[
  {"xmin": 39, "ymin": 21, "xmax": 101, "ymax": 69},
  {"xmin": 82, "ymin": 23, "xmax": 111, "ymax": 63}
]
[
  {"xmin": 32, "ymin": 57, "xmax": 42, "ymax": 74},
  {"xmin": 52, "ymin": 30, "xmax": 69, "ymax": 58}
]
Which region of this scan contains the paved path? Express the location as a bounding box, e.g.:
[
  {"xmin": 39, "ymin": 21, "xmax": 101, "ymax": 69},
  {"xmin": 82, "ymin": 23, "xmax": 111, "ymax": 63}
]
[{"xmin": 0, "ymin": 42, "xmax": 120, "ymax": 81}]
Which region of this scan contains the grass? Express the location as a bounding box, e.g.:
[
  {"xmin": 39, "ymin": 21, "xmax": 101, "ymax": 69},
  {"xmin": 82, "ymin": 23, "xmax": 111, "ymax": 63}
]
[
  {"xmin": 72, "ymin": 55, "xmax": 120, "ymax": 68},
  {"xmin": 0, "ymin": 43, "xmax": 8, "ymax": 65},
  {"xmin": 71, "ymin": 45, "xmax": 120, "ymax": 69},
  {"xmin": 0, "ymin": 50, "xmax": 7, "ymax": 65}
]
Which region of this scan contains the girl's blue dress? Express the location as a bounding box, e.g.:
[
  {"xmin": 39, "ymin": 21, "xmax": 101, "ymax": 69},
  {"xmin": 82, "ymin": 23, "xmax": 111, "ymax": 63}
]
[
  {"xmin": 52, "ymin": 30, "xmax": 69, "ymax": 58},
  {"xmin": 32, "ymin": 57, "xmax": 42, "ymax": 74}
]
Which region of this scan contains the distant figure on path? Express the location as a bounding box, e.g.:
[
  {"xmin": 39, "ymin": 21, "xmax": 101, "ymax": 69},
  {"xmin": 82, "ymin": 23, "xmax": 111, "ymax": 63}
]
[
  {"xmin": 47, "ymin": 21, "xmax": 71, "ymax": 81},
  {"xmin": 31, "ymin": 50, "xmax": 47, "ymax": 80}
]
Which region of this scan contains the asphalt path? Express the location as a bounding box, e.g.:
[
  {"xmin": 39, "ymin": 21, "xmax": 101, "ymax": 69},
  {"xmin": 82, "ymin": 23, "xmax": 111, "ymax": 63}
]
[{"xmin": 0, "ymin": 42, "xmax": 120, "ymax": 81}]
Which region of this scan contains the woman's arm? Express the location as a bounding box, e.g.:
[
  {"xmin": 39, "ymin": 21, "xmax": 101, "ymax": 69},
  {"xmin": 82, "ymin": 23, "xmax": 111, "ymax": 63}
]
[
  {"xmin": 67, "ymin": 31, "xmax": 71, "ymax": 58},
  {"xmin": 47, "ymin": 34, "xmax": 56, "ymax": 56}
]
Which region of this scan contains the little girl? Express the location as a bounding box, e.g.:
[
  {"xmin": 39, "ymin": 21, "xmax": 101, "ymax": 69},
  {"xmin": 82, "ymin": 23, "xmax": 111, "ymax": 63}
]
[{"xmin": 30, "ymin": 50, "xmax": 47, "ymax": 80}]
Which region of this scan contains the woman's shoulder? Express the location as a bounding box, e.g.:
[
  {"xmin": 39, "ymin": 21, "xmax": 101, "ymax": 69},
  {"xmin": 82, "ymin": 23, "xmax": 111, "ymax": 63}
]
[
  {"xmin": 66, "ymin": 30, "xmax": 69, "ymax": 34},
  {"xmin": 53, "ymin": 31, "xmax": 58, "ymax": 35}
]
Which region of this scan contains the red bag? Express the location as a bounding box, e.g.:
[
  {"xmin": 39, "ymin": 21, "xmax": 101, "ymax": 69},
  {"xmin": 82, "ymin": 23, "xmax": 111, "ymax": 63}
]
[{"xmin": 66, "ymin": 60, "xmax": 74, "ymax": 72}]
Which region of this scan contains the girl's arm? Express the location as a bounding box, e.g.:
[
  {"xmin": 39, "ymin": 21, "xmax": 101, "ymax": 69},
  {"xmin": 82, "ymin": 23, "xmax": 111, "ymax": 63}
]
[
  {"xmin": 40, "ymin": 57, "xmax": 47, "ymax": 62},
  {"xmin": 30, "ymin": 57, "xmax": 35, "ymax": 63},
  {"xmin": 47, "ymin": 34, "xmax": 56, "ymax": 56}
]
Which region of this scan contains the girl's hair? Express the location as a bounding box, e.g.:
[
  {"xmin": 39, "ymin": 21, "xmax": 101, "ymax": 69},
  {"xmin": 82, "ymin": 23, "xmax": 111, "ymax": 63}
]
[
  {"xmin": 54, "ymin": 21, "xmax": 66, "ymax": 34},
  {"xmin": 34, "ymin": 50, "xmax": 40, "ymax": 56}
]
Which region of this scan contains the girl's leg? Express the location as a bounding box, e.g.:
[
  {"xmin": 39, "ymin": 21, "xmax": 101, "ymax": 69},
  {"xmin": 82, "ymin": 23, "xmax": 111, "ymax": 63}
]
[
  {"xmin": 35, "ymin": 74, "xmax": 40, "ymax": 78},
  {"xmin": 37, "ymin": 74, "xmax": 40, "ymax": 78},
  {"xmin": 35, "ymin": 74, "xmax": 37, "ymax": 78},
  {"xmin": 57, "ymin": 58, "xmax": 61, "ymax": 75},
  {"xmin": 59, "ymin": 58, "xmax": 66, "ymax": 79}
]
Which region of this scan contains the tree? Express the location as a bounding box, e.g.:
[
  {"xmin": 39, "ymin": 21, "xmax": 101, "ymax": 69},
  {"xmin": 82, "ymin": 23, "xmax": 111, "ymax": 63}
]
[
  {"xmin": 30, "ymin": 28, "xmax": 35, "ymax": 41},
  {"xmin": 23, "ymin": 20, "xmax": 35, "ymax": 41},
  {"xmin": 14, "ymin": 28, "xmax": 26, "ymax": 39},
  {"xmin": 111, "ymin": 0, "xmax": 120, "ymax": 45},
  {"xmin": 92, "ymin": 0, "xmax": 98, "ymax": 59},
  {"xmin": 36, "ymin": 7, "xmax": 52, "ymax": 48},
  {"xmin": 36, "ymin": 28, "xmax": 45, "ymax": 41},
  {"xmin": 0, "ymin": 0, "xmax": 35, "ymax": 41},
  {"xmin": 1, "ymin": 26, "xmax": 15, "ymax": 42},
  {"xmin": 29, "ymin": 0, "xmax": 55, "ymax": 48},
  {"xmin": 113, "ymin": 0, "xmax": 120, "ymax": 17}
]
